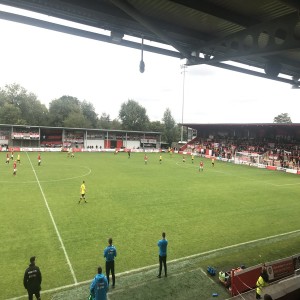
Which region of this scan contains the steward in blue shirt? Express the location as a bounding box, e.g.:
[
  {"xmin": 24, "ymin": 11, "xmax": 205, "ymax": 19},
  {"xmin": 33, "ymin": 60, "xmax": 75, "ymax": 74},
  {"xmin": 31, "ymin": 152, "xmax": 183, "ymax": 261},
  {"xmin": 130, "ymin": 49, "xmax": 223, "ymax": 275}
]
[
  {"xmin": 157, "ymin": 232, "xmax": 168, "ymax": 278},
  {"xmin": 90, "ymin": 266, "xmax": 108, "ymax": 300},
  {"xmin": 104, "ymin": 238, "xmax": 117, "ymax": 287}
]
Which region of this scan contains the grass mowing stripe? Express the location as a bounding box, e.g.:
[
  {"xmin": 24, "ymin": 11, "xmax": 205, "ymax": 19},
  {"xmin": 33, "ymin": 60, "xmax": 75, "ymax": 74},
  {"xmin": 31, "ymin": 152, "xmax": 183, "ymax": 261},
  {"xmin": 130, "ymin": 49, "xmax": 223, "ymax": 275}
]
[
  {"xmin": 25, "ymin": 152, "xmax": 78, "ymax": 284},
  {"xmin": 7, "ymin": 226, "xmax": 300, "ymax": 300}
]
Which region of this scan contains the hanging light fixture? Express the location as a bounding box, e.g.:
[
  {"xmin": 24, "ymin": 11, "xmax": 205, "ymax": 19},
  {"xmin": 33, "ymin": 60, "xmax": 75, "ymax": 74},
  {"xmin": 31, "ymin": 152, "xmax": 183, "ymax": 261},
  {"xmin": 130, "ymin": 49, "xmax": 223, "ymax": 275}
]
[{"xmin": 139, "ymin": 37, "xmax": 145, "ymax": 73}]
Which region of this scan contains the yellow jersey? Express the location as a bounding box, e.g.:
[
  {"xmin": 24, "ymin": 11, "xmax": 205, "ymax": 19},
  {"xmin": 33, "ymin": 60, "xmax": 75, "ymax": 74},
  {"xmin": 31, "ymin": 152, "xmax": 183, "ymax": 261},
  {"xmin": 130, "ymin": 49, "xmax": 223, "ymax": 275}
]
[{"xmin": 80, "ymin": 184, "xmax": 86, "ymax": 194}]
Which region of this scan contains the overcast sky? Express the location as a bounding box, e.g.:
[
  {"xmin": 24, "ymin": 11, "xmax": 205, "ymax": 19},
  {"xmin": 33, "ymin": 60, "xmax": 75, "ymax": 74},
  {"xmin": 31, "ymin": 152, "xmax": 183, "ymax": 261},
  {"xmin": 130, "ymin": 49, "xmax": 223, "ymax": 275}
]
[{"xmin": 0, "ymin": 4, "xmax": 299, "ymax": 124}]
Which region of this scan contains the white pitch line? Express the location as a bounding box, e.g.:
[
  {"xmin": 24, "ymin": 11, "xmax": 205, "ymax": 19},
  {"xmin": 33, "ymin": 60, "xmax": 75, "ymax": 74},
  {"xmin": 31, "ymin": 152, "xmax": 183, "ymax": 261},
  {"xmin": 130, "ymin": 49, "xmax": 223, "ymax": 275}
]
[
  {"xmin": 200, "ymin": 267, "xmax": 215, "ymax": 284},
  {"xmin": 270, "ymin": 182, "xmax": 300, "ymax": 187},
  {"xmin": 7, "ymin": 226, "xmax": 300, "ymax": 300},
  {"xmin": 26, "ymin": 152, "xmax": 77, "ymax": 284}
]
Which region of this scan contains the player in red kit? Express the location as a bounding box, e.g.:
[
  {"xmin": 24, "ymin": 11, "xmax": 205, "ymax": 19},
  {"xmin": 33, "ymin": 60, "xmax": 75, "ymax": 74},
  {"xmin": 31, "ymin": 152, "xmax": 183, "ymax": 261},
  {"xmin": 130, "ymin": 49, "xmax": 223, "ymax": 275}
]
[
  {"xmin": 6, "ymin": 152, "xmax": 9, "ymax": 164},
  {"xmin": 38, "ymin": 153, "xmax": 41, "ymax": 166},
  {"xmin": 13, "ymin": 160, "xmax": 17, "ymax": 175},
  {"xmin": 199, "ymin": 161, "xmax": 204, "ymax": 172}
]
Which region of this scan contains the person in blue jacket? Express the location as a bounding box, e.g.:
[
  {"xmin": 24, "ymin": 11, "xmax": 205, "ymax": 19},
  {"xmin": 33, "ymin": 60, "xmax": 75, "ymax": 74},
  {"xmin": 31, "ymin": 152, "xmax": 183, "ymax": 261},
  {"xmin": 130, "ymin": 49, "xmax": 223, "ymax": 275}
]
[
  {"xmin": 90, "ymin": 266, "xmax": 108, "ymax": 300},
  {"xmin": 104, "ymin": 237, "xmax": 117, "ymax": 287},
  {"xmin": 157, "ymin": 232, "xmax": 168, "ymax": 278}
]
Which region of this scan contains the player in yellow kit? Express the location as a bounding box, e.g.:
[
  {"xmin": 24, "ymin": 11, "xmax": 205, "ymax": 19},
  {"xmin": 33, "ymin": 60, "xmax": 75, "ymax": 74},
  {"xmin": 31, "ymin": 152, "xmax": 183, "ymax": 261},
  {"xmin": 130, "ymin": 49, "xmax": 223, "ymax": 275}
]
[{"xmin": 79, "ymin": 180, "xmax": 87, "ymax": 204}]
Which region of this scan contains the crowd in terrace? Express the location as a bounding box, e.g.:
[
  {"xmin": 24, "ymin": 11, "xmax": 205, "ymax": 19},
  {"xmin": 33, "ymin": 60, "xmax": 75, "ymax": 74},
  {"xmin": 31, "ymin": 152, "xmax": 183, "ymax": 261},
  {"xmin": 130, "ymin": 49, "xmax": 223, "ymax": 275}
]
[
  {"xmin": 12, "ymin": 129, "xmax": 39, "ymax": 140},
  {"xmin": 64, "ymin": 132, "xmax": 84, "ymax": 143},
  {"xmin": 185, "ymin": 138, "xmax": 300, "ymax": 169}
]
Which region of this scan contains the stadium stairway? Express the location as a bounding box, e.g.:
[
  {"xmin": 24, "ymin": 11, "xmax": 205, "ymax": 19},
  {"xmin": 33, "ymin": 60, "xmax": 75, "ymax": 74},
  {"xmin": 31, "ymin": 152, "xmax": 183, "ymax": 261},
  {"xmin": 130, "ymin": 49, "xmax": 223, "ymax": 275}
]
[{"xmin": 179, "ymin": 137, "xmax": 199, "ymax": 152}]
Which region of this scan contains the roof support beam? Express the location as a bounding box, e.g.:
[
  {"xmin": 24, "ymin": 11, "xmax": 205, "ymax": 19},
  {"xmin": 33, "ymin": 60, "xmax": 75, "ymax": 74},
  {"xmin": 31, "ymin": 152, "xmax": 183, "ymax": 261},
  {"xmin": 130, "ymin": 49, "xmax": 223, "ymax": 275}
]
[
  {"xmin": 0, "ymin": 10, "xmax": 182, "ymax": 58},
  {"xmin": 280, "ymin": 0, "xmax": 300, "ymax": 10},
  {"xmin": 170, "ymin": 0, "xmax": 257, "ymax": 27},
  {"xmin": 109, "ymin": 0, "xmax": 191, "ymax": 59},
  {"xmin": 189, "ymin": 13, "xmax": 300, "ymax": 70}
]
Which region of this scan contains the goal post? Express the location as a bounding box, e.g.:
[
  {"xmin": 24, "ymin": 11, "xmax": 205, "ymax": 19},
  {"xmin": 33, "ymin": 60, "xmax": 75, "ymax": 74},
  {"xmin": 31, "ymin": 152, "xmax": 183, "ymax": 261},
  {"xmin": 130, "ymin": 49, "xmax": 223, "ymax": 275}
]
[{"xmin": 234, "ymin": 151, "xmax": 263, "ymax": 165}]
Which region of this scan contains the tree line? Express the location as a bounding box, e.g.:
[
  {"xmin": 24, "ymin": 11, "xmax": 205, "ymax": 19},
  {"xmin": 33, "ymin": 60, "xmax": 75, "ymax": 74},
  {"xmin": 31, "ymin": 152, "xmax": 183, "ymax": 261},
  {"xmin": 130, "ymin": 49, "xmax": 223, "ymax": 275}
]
[{"xmin": 0, "ymin": 83, "xmax": 183, "ymax": 145}]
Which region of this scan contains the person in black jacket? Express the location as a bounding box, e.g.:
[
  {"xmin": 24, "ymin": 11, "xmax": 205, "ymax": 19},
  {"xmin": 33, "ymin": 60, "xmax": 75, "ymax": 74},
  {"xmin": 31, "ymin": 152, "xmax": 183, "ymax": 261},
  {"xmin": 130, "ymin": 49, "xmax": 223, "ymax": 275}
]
[{"xmin": 23, "ymin": 256, "xmax": 42, "ymax": 300}]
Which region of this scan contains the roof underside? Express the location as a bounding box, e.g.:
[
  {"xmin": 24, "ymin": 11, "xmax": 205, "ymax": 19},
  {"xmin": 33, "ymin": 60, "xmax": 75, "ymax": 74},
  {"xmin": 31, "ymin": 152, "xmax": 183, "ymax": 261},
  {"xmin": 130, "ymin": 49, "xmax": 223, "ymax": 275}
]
[
  {"xmin": 1, "ymin": 0, "xmax": 300, "ymax": 86},
  {"xmin": 183, "ymin": 123, "xmax": 300, "ymax": 132}
]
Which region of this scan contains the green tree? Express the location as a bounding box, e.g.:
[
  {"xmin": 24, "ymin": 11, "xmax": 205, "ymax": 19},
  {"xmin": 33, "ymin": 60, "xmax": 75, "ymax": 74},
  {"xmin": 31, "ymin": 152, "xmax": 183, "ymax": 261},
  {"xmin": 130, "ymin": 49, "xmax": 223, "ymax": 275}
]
[
  {"xmin": 98, "ymin": 113, "xmax": 111, "ymax": 129},
  {"xmin": 273, "ymin": 113, "xmax": 292, "ymax": 123},
  {"xmin": 119, "ymin": 99, "xmax": 149, "ymax": 131},
  {"xmin": 110, "ymin": 118, "xmax": 122, "ymax": 130},
  {"xmin": 149, "ymin": 121, "xmax": 164, "ymax": 133},
  {"xmin": 0, "ymin": 102, "xmax": 25, "ymax": 124},
  {"xmin": 48, "ymin": 96, "xmax": 81, "ymax": 127},
  {"xmin": 0, "ymin": 83, "xmax": 48, "ymax": 125},
  {"xmin": 162, "ymin": 108, "xmax": 178, "ymax": 146},
  {"xmin": 81, "ymin": 100, "xmax": 98, "ymax": 128},
  {"xmin": 63, "ymin": 111, "xmax": 92, "ymax": 128}
]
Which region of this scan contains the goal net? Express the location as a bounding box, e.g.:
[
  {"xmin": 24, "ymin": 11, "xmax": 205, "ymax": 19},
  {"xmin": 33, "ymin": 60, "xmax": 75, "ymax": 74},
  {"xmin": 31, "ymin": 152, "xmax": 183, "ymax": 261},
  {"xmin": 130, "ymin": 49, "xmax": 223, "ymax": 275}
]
[{"xmin": 234, "ymin": 151, "xmax": 263, "ymax": 165}]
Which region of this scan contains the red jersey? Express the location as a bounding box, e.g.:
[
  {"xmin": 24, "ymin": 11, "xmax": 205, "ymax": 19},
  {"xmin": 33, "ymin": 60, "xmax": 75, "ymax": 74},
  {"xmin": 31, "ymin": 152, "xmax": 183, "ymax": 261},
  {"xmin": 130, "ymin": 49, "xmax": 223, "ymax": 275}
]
[
  {"xmin": 6, "ymin": 153, "xmax": 9, "ymax": 158},
  {"xmin": 200, "ymin": 162, "xmax": 204, "ymax": 167},
  {"xmin": 13, "ymin": 162, "xmax": 17, "ymax": 169},
  {"xmin": 38, "ymin": 154, "xmax": 41, "ymax": 160}
]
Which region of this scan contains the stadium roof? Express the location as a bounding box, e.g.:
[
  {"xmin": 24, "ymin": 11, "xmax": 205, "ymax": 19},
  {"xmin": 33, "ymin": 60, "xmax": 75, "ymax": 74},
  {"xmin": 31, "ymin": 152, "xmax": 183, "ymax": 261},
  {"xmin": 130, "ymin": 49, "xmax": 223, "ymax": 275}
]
[
  {"xmin": 183, "ymin": 123, "xmax": 300, "ymax": 131},
  {"xmin": 1, "ymin": 0, "xmax": 300, "ymax": 87},
  {"xmin": 0, "ymin": 124, "xmax": 161, "ymax": 134}
]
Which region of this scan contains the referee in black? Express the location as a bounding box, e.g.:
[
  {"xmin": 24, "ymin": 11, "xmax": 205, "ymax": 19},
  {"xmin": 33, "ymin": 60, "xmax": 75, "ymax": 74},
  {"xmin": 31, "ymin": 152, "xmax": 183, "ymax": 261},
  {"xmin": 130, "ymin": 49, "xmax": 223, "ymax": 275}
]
[{"xmin": 23, "ymin": 256, "xmax": 42, "ymax": 300}]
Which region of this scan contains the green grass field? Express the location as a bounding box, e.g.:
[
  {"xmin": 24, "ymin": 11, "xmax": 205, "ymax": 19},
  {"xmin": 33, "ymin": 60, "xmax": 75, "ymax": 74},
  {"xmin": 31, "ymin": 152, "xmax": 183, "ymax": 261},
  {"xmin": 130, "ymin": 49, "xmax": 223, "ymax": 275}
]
[{"xmin": 1, "ymin": 151, "xmax": 300, "ymax": 300}]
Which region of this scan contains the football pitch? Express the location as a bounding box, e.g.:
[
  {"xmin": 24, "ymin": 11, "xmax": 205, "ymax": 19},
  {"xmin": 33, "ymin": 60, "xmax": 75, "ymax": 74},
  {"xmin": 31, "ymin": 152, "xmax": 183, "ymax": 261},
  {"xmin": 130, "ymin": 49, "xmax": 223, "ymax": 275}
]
[{"xmin": 1, "ymin": 151, "xmax": 300, "ymax": 300}]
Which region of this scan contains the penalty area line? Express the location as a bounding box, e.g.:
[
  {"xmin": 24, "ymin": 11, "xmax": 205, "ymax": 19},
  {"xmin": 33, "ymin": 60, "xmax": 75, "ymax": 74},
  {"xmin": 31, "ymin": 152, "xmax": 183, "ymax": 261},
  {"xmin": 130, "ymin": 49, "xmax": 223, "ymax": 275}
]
[{"xmin": 26, "ymin": 153, "xmax": 77, "ymax": 284}]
